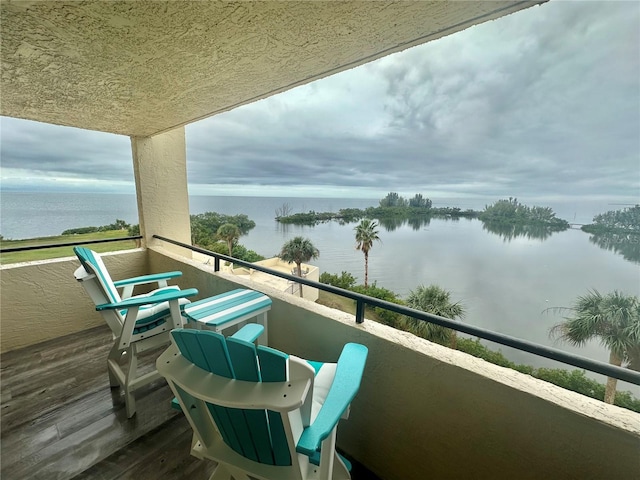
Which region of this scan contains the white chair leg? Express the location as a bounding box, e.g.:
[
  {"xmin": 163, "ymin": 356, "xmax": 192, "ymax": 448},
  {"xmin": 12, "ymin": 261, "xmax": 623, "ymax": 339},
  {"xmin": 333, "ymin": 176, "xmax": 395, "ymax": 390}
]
[
  {"xmin": 107, "ymin": 344, "xmax": 123, "ymax": 387},
  {"xmin": 124, "ymin": 345, "xmax": 138, "ymax": 418}
]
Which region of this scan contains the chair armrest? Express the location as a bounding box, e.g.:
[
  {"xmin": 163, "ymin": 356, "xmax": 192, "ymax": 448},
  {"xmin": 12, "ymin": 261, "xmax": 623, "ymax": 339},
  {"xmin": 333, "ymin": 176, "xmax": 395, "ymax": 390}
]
[
  {"xmin": 113, "ymin": 271, "xmax": 183, "ymax": 288},
  {"xmin": 296, "ymin": 343, "xmax": 368, "ymax": 456},
  {"xmin": 230, "ymin": 324, "xmax": 265, "ymax": 343},
  {"xmin": 96, "ymin": 288, "xmax": 199, "ymax": 311}
]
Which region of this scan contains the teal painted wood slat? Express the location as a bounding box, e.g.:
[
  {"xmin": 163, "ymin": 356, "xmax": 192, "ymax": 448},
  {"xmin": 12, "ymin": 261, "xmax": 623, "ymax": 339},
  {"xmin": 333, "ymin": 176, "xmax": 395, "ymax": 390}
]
[
  {"xmin": 226, "ymin": 338, "xmax": 260, "ymax": 382},
  {"xmin": 195, "ymin": 331, "xmax": 234, "ymax": 378},
  {"xmin": 171, "ymin": 330, "xmax": 209, "ymax": 371},
  {"xmin": 172, "ymin": 330, "xmax": 243, "ymax": 454},
  {"xmin": 183, "ymin": 289, "xmax": 271, "ymax": 328},
  {"xmin": 258, "ymin": 346, "xmax": 292, "ymax": 466},
  {"xmin": 75, "ymin": 247, "xmax": 119, "ymax": 303},
  {"xmin": 185, "ymin": 288, "xmax": 246, "ymax": 308},
  {"xmin": 230, "ymin": 324, "xmax": 264, "ymax": 344},
  {"xmin": 266, "ymin": 410, "xmax": 291, "ymax": 466},
  {"xmin": 207, "ymin": 404, "xmax": 245, "ymax": 455},
  {"xmin": 257, "ymin": 346, "xmax": 288, "ymax": 383},
  {"xmin": 185, "ymin": 290, "xmax": 266, "ymax": 316},
  {"xmin": 225, "ymin": 338, "xmax": 268, "ymax": 463},
  {"xmin": 297, "ymin": 343, "xmax": 369, "ymax": 457}
]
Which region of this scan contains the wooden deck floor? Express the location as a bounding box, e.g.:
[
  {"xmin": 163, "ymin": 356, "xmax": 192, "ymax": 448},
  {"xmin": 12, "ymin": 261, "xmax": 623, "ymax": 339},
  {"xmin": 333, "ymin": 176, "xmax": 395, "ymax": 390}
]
[{"xmin": 1, "ymin": 325, "xmax": 380, "ymax": 480}]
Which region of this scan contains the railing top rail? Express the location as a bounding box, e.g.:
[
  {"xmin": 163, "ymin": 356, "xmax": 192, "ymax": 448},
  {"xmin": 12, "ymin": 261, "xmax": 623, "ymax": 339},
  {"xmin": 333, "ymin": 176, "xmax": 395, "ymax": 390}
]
[
  {"xmin": 153, "ymin": 235, "xmax": 640, "ymax": 386},
  {"xmin": 0, "ymin": 236, "xmax": 142, "ymax": 253}
]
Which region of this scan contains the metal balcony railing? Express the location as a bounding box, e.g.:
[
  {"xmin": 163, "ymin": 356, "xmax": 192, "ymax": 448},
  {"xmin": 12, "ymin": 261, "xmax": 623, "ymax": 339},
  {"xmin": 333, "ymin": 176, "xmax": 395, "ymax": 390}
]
[
  {"xmin": 154, "ymin": 234, "xmax": 640, "ymax": 386},
  {"xmin": 0, "ymin": 235, "xmax": 142, "ymax": 252}
]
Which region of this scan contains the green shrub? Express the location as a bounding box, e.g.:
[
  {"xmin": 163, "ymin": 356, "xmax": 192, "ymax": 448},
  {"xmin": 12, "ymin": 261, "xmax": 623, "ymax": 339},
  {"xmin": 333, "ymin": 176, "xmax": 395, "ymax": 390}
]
[{"xmin": 319, "ymin": 271, "xmax": 357, "ymax": 289}]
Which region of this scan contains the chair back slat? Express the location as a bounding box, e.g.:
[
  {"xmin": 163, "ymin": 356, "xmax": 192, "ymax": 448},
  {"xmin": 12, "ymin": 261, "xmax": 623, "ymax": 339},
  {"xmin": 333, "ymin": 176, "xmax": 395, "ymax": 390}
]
[
  {"xmin": 170, "ymin": 329, "xmax": 294, "ymax": 467},
  {"xmin": 226, "ymin": 338, "xmax": 278, "ymax": 465},
  {"xmin": 258, "ymin": 346, "xmax": 292, "ymax": 466},
  {"xmin": 258, "ymin": 346, "xmax": 288, "ymax": 382},
  {"xmin": 207, "ymin": 404, "xmax": 246, "ymax": 456},
  {"xmin": 74, "ymin": 247, "xmax": 121, "ymax": 304},
  {"xmin": 226, "ymin": 338, "xmax": 261, "ymax": 381},
  {"xmin": 171, "ymin": 330, "xmax": 245, "ymax": 453},
  {"xmin": 172, "ymin": 329, "xmax": 211, "ymax": 371}
]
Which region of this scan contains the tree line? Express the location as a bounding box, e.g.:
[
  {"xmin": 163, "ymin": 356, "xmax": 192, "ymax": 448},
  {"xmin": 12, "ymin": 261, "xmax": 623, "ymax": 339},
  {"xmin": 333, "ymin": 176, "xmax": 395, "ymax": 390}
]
[{"xmin": 581, "ymin": 205, "xmax": 640, "ymax": 233}]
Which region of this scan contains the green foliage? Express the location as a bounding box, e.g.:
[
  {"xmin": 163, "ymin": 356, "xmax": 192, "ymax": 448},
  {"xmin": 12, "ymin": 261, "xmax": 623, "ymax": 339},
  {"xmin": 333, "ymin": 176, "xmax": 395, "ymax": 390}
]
[
  {"xmin": 275, "ymin": 196, "xmax": 479, "ymax": 226},
  {"xmin": 204, "ymin": 241, "xmax": 264, "ymax": 264},
  {"xmin": 276, "ymin": 211, "xmax": 335, "ymax": 225},
  {"xmin": 379, "ymin": 192, "xmax": 408, "ymax": 207},
  {"xmin": 534, "ymin": 368, "xmax": 640, "ymax": 411},
  {"xmin": 456, "ymin": 338, "xmax": 519, "ymax": 368},
  {"xmin": 401, "ymin": 285, "xmax": 465, "ymax": 347},
  {"xmin": 231, "ymin": 244, "xmax": 264, "ymax": 263},
  {"xmin": 61, "ymin": 219, "xmax": 131, "ymax": 235},
  {"xmin": 278, "ymin": 236, "xmax": 319, "ymax": 272},
  {"xmin": 408, "ymin": 193, "xmax": 432, "ymax": 209},
  {"xmin": 217, "ymin": 223, "xmax": 241, "ymax": 256},
  {"xmin": 337, "ymin": 208, "xmax": 365, "ymax": 222},
  {"xmin": 319, "ymin": 271, "xmax": 357, "ymax": 290},
  {"xmin": 351, "ymin": 282, "xmax": 404, "ymax": 326},
  {"xmin": 61, "ymin": 226, "xmax": 99, "ymax": 235},
  {"xmin": 549, "ymin": 290, "xmax": 640, "ymax": 369},
  {"xmin": 279, "ymin": 236, "xmax": 319, "ymax": 297},
  {"xmin": 127, "ymin": 224, "xmax": 140, "ymax": 236},
  {"xmin": 190, "ymin": 212, "xmax": 255, "ymax": 248},
  {"xmin": 479, "ymin": 197, "xmax": 569, "ymax": 228},
  {"xmin": 582, "ymin": 205, "xmax": 640, "ymax": 234},
  {"xmin": 354, "ymin": 218, "xmax": 381, "ymax": 288}
]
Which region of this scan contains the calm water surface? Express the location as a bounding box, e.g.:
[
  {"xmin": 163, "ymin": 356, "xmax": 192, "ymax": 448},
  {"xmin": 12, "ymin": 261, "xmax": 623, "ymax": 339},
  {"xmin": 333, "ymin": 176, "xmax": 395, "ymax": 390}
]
[{"xmin": 2, "ymin": 191, "xmax": 639, "ymax": 390}]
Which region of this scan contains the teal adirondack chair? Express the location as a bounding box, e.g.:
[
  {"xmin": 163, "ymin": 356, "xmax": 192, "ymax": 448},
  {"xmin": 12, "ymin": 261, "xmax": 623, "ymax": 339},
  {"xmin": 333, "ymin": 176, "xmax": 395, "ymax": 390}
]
[
  {"xmin": 73, "ymin": 247, "xmax": 198, "ymax": 417},
  {"xmin": 157, "ymin": 326, "xmax": 368, "ymax": 480}
]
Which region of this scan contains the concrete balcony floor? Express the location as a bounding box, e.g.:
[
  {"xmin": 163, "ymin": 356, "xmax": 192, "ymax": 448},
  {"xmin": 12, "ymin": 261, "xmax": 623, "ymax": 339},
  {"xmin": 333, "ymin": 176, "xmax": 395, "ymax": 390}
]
[{"xmin": 0, "ymin": 324, "xmax": 381, "ymax": 480}]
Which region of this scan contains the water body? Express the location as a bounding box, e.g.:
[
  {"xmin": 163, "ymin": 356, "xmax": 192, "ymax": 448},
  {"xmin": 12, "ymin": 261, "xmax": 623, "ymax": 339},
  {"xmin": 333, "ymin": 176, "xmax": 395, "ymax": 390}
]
[{"xmin": 2, "ymin": 191, "xmax": 639, "ymax": 391}]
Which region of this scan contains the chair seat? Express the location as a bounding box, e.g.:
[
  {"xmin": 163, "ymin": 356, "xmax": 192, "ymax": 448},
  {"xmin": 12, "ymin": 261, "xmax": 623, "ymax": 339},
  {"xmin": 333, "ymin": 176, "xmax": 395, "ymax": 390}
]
[{"xmin": 118, "ymin": 286, "xmax": 191, "ymax": 332}]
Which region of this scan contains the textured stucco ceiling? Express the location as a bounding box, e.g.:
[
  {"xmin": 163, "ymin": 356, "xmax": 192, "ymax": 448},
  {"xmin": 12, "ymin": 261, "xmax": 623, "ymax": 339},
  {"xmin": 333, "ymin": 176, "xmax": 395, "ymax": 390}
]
[{"xmin": 1, "ymin": 1, "xmax": 544, "ymax": 137}]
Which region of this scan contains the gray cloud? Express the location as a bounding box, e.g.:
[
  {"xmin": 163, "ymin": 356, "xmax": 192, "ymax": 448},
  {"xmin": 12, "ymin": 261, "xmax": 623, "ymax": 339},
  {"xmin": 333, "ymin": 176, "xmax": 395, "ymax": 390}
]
[{"xmin": 2, "ymin": 0, "xmax": 639, "ymax": 202}]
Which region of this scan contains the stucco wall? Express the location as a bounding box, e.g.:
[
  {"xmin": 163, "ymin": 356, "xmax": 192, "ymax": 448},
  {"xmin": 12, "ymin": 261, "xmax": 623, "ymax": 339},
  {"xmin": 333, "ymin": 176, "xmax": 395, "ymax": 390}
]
[
  {"xmin": 0, "ymin": 249, "xmax": 148, "ymax": 353},
  {"xmin": 149, "ymin": 247, "xmax": 640, "ymax": 480}
]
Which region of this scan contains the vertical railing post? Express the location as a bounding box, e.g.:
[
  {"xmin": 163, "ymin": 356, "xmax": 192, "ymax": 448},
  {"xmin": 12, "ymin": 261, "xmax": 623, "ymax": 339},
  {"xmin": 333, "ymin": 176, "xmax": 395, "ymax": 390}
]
[
  {"xmin": 214, "ymin": 257, "xmax": 220, "ymax": 272},
  {"xmin": 356, "ymin": 299, "xmax": 365, "ymax": 324}
]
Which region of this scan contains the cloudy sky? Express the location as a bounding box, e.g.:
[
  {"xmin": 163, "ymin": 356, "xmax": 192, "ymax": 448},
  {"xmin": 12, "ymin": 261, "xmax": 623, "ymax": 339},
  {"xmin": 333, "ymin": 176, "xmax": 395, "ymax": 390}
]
[{"xmin": 1, "ymin": 0, "xmax": 639, "ymax": 203}]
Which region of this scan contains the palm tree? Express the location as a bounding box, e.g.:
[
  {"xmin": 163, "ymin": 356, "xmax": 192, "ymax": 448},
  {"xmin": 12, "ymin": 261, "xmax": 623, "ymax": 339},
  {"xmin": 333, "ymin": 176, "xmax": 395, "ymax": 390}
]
[
  {"xmin": 278, "ymin": 236, "xmax": 319, "ymax": 297},
  {"xmin": 217, "ymin": 223, "xmax": 241, "ymax": 257},
  {"xmin": 354, "ymin": 219, "xmax": 380, "ymax": 288},
  {"xmin": 549, "ymin": 290, "xmax": 640, "ymax": 404},
  {"xmin": 402, "ymin": 285, "xmax": 465, "ymax": 348}
]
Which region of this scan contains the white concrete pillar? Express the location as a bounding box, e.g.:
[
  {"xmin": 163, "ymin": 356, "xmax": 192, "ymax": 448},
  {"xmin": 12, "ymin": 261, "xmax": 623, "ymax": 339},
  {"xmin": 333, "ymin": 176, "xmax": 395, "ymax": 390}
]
[{"xmin": 131, "ymin": 126, "xmax": 191, "ymax": 255}]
